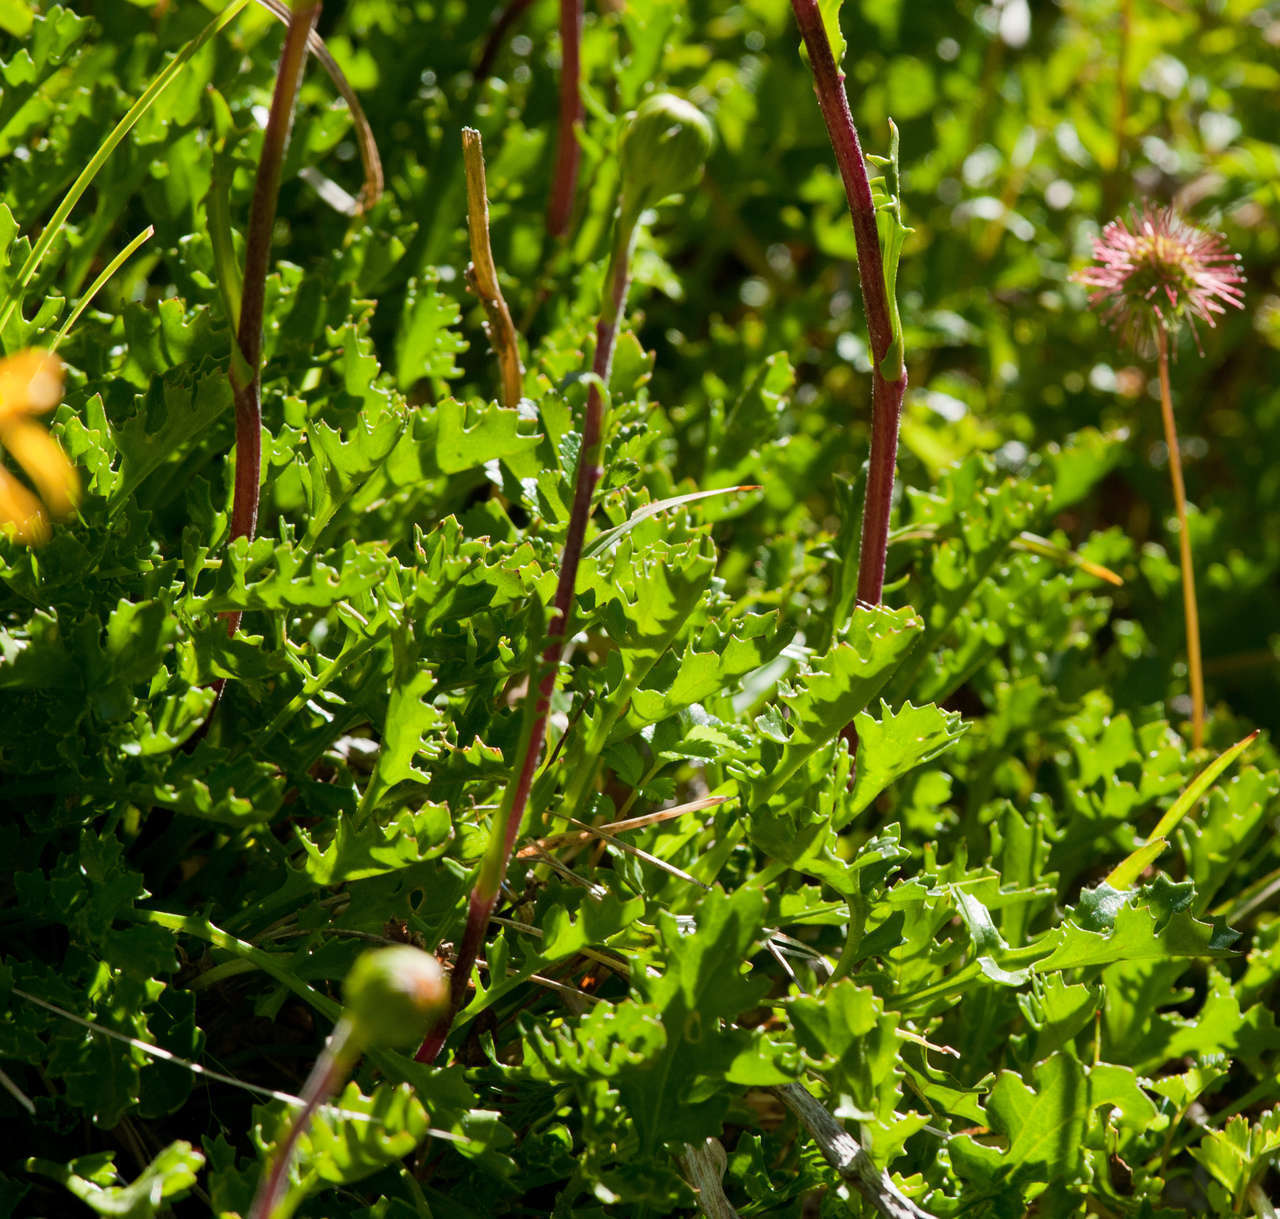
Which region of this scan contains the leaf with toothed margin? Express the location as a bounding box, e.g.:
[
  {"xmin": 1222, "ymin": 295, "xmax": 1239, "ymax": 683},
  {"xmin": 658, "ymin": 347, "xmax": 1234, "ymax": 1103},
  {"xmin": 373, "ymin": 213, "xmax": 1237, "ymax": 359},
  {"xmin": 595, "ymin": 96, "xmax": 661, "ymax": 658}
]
[
  {"xmin": 395, "ymin": 275, "xmax": 467, "ymax": 388},
  {"xmin": 1029, "ymin": 876, "xmax": 1239, "ymax": 973},
  {"xmin": 741, "ymin": 602, "xmax": 923, "ymax": 809},
  {"xmin": 624, "ymin": 610, "xmax": 786, "ymax": 732},
  {"xmin": 299, "ymin": 804, "xmax": 452, "ymax": 885},
  {"xmin": 842, "ymin": 698, "xmax": 968, "ymax": 826}
]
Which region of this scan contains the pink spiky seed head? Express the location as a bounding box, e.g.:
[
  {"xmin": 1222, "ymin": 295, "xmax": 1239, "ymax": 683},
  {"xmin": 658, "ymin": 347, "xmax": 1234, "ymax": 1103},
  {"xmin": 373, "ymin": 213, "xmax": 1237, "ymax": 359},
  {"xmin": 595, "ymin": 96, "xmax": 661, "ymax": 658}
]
[{"xmin": 1073, "ymin": 206, "xmax": 1244, "ymax": 356}]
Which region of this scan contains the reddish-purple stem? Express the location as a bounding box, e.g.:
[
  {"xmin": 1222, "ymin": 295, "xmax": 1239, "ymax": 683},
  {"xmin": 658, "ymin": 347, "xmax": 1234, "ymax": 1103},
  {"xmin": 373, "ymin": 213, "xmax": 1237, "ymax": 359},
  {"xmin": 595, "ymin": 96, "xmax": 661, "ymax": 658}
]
[
  {"xmin": 546, "ymin": 0, "xmax": 583, "ymax": 240},
  {"xmin": 249, "ymin": 1019, "xmax": 353, "ymax": 1219},
  {"xmin": 789, "ymin": 0, "xmax": 907, "ymax": 608},
  {"xmin": 223, "ymin": 1, "xmax": 319, "ymax": 636},
  {"xmin": 416, "ymin": 230, "xmax": 633, "ymax": 1065},
  {"xmin": 474, "ymin": 0, "xmax": 536, "ymax": 84},
  {"xmin": 856, "ymin": 373, "xmax": 905, "ymax": 606},
  {"xmin": 189, "ymin": 3, "xmax": 318, "ymax": 746}
]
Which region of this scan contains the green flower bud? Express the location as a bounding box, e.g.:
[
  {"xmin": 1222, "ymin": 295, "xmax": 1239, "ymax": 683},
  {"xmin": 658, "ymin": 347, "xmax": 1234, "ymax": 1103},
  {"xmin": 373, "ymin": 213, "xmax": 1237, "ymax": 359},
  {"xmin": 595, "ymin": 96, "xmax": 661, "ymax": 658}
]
[
  {"xmin": 343, "ymin": 946, "xmax": 447, "ymax": 1050},
  {"xmin": 619, "ymin": 93, "xmax": 713, "ymax": 221}
]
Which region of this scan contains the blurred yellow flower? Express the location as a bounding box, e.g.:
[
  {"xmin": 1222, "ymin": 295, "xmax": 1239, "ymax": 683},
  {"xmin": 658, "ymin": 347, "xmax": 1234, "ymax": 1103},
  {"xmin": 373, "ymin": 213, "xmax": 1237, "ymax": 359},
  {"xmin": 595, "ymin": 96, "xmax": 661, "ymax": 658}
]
[{"xmin": 0, "ymin": 349, "xmax": 80, "ymax": 545}]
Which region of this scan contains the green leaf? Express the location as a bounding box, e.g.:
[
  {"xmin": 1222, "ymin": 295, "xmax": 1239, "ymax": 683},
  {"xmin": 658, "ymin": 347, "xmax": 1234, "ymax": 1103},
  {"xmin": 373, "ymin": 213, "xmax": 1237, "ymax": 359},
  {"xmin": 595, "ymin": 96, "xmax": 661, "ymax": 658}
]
[
  {"xmin": 616, "ymin": 887, "xmax": 792, "ymax": 1149},
  {"xmin": 950, "ymin": 1052, "xmax": 1089, "ymax": 1197},
  {"xmin": 744, "ymin": 602, "xmax": 922, "ymax": 809},
  {"xmin": 583, "ymin": 486, "xmax": 758, "ymax": 559},
  {"xmin": 0, "ymin": 7, "xmax": 91, "ymax": 154},
  {"xmin": 1106, "ymin": 730, "xmax": 1257, "ymax": 889},
  {"xmin": 300, "ymin": 804, "xmax": 451, "ymax": 885},
  {"xmin": 1190, "ymin": 1109, "xmax": 1280, "ymax": 1207},
  {"xmin": 1013, "ymin": 976, "xmax": 1101, "ymax": 1063},
  {"xmin": 1031, "ymin": 878, "xmax": 1239, "ymax": 973},
  {"xmin": 433, "ymin": 395, "xmax": 541, "ymax": 474},
  {"xmin": 523, "ymin": 998, "xmax": 668, "ymax": 1080},
  {"xmin": 882, "ymin": 456, "xmax": 1054, "ymax": 705},
  {"xmin": 254, "ymin": 1081, "xmax": 436, "ymax": 1207},
  {"xmin": 625, "ymin": 610, "xmax": 785, "ymax": 730},
  {"xmin": 26, "ymin": 1142, "xmax": 203, "ymax": 1219},
  {"xmin": 197, "ymin": 535, "xmax": 392, "ymax": 613},
  {"xmin": 818, "ymin": 0, "xmax": 847, "ymax": 67},
  {"xmin": 788, "ymin": 980, "xmax": 903, "ymax": 1123},
  {"xmin": 395, "ymin": 275, "xmax": 467, "ymax": 387},
  {"xmin": 867, "ymin": 119, "xmax": 912, "ymax": 379},
  {"xmin": 541, "ymin": 891, "xmax": 646, "ymax": 960},
  {"xmin": 843, "ymin": 699, "xmax": 968, "ymax": 826}
]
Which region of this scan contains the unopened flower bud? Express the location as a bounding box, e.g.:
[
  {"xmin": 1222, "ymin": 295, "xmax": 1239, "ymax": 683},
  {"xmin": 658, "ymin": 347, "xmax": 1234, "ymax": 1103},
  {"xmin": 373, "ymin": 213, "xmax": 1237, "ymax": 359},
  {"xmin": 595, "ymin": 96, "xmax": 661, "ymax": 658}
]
[
  {"xmin": 343, "ymin": 946, "xmax": 447, "ymax": 1050},
  {"xmin": 619, "ymin": 93, "xmax": 713, "ymax": 222}
]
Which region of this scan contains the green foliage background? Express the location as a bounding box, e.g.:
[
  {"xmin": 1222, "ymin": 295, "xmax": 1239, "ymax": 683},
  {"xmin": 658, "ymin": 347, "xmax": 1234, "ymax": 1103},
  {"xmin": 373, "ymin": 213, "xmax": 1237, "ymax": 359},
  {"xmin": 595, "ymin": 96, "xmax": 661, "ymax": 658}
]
[{"xmin": 2, "ymin": 0, "xmax": 1280, "ymax": 1215}]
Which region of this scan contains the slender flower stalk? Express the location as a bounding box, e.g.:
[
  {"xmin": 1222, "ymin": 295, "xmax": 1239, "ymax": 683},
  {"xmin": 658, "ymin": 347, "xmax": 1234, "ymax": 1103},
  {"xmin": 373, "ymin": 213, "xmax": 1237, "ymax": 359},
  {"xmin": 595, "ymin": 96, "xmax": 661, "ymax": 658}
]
[
  {"xmin": 228, "ymin": 0, "xmax": 320, "ymax": 572},
  {"xmin": 788, "ymin": 0, "xmax": 908, "ymax": 608},
  {"xmin": 250, "ymin": 948, "xmax": 445, "ymax": 1219},
  {"xmin": 415, "ymin": 213, "xmax": 632, "ymax": 1066},
  {"xmin": 415, "ymin": 96, "xmax": 713, "ymax": 1064},
  {"xmin": 189, "ymin": 2, "xmax": 319, "ymax": 747},
  {"xmin": 1075, "ymin": 207, "xmax": 1245, "ymax": 748},
  {"xmin": 473, "ymin": 0, "xmax": 535, "ymax": 85},
  {"xmin": 1155, "ymin": 327, "xmax": 1206, "ymax": 748},
  {"xmin": 546, "ymin": 0, "xmax": 583, "ymax": 240}
]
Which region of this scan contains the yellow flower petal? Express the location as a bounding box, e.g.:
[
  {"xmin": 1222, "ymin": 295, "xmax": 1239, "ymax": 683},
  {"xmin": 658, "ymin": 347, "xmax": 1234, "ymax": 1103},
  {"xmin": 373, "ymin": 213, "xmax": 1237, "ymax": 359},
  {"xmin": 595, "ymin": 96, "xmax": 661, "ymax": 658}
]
[
  {"xmin": 3, "ymin": 420, "xmax": 80, "ymax": 517},
  {"xmin": 0, "ymin": 464, "xmax": 51, "ymax": 545},
  {"xmin": 0, "ymin": 348, "xmax": 64, "ymax": 420}
]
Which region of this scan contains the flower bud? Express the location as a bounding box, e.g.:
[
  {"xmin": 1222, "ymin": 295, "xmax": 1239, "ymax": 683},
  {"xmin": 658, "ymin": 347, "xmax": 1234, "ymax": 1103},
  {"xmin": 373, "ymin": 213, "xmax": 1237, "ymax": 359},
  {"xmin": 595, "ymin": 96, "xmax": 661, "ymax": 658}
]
[
  {"xmin": 343, "ymin": 946, "xmax": 447, "ymax": 1050},
  {"xmin": 619, "ymin": 93, "xmax": 713, "ymax": 221}
]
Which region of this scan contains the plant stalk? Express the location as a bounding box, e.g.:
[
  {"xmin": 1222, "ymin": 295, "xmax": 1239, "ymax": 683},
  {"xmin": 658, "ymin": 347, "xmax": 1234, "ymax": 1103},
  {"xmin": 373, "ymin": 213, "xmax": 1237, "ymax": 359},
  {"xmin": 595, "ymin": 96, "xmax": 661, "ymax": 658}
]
[
  {"xmin": 546, "ymin": 0, "xmax": 583, "ymax": 240},
  {"xmin": 788, "ymin": 0, "xmax": 907, "ymax": 608},
  {"xmin": 250, "ymin": 0, "xmax": 382, "ymax": 210},
  {"xmin": 1156, "ymin": 328, "xmax": 1205, "ymax": 749},
  {"xmin": 771, "ymin": 1082, "xmax": 935, "ymax": 1218},
  {"xmin": 415, "ymin": 213, "xmax": 638, "ymax": 1064},
  {"xmin": 474, "ymin": 0, "xmax": 535, "ymax": 85},
  {"xmin": 249, "ymin": 1017, "xmax": 357, "ymax": 1219},
  {"xmin": 228, "ymin": 0, "xmax": 319, "ymax": 572},
  {"xmin": 462, "ymin": 128, "xmax": 524, "ymax": 408},
  {"xmin": 186, "ymin": 2, "xmax": 317, "ymax": 748}
]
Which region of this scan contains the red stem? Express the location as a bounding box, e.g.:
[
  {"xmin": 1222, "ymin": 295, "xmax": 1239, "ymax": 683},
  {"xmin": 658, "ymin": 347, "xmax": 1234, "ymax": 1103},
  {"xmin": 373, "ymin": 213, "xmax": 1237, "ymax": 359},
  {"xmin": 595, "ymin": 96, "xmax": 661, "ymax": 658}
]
[
  {"xmin": 415, "ymin": 223, "xmax": 634, "ymax": 1064},
  {"xmin": 474, "ymin": 0, "xmax": 535, "ymax": 84},
  {"xmin": 226, "ymin": 1, "xmax": 320, "ymax": 630},
  {"xmin": 249, "ymin": 1018, "xmax": 354, "ymax": 1219},
  {"xmin": 856, "ymin": 372, "xmax": 906, "ymax": 605},
  {"xmin": 187, "ymin": 3, "xmax": 318, "ymax": 748},
  {"xmin": 546, "ymin": 0, "xmax": 583, "ymax": 240},
  {"xmin": 789, "ymin": 0, "xmax": 907, "ymax": 608}
]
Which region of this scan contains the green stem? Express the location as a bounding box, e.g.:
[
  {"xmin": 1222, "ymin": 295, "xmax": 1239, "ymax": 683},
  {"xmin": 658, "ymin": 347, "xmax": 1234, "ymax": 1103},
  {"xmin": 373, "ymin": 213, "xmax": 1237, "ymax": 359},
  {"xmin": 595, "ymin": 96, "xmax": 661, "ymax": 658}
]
[
  {"xmin": 827, "ymin": 893, "xmax": 866, "ymax": 987},
  {"xmin": 50, "ymin": 225, "xmax": 154, "ymax": 353},
  {"xmin": 130, "ymin": 908, "xmax": 343, "ymax": 1022},
  {"xmin": 1156, "ymin": 328, "xmax": 1205, "ymax": 749}
]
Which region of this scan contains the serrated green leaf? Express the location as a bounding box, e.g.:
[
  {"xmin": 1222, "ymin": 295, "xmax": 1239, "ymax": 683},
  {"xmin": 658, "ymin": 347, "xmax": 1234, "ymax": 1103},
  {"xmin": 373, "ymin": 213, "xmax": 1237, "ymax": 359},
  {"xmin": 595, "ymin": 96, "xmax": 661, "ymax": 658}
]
[
  {"xmin": 1190, "ymin": 1109, "xmax": 1280, "ymax": 1206},
  {"xmin": 789, "ymin": 979, "xmax": 902, "ymax": 1123},
  {"xmin": 433, "ymin": 395, "xmax": 541, "ymax": 474},
  {"xmin": 395, "ymin": 276, "xmax": 467, "ymax": 387},
  {"xmin": 254, "ymin": 1081, "xmax": 434, "ymax": 1207},
  {"xmin": 300, "ymin": 804, "xmax": 450, "ymax": 885},
  {"xmin": 843, "ymin": 699, "xmax": 967, "ymax": 826},
  {"xmin": 1031, "ymin": 879, "xmax": 1239, "ymax": 972},
  {"xmin": 745, "ymin": 602, "xmax": 922, "ymax": 809}
]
